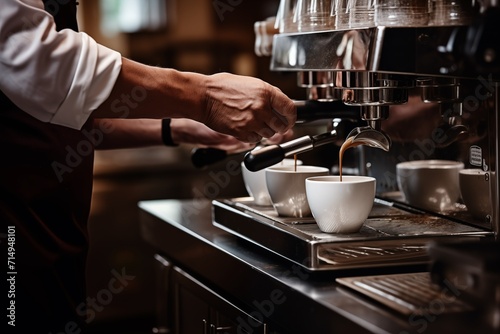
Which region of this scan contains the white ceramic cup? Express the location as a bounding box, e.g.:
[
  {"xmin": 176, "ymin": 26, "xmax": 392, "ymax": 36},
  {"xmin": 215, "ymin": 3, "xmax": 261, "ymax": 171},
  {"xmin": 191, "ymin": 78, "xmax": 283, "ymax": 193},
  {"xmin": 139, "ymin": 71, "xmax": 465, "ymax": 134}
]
[
  {"xmin": 306, "ymin": 175, "xmax": 376, "ymax": 233},
  {"xmin": 241, "ymin": 159, "xmax": 303, "ymax": 206},
  {"xmin": 265, "ymin": 165, "xmax": 329, "ymax": 217},
  {"xmin": 396, "ymin": 160, "xmax": 464, "ymax": 212},
  {"xmin": 459, "ymin": 169, "xmax": 493, "ymax": 220}
]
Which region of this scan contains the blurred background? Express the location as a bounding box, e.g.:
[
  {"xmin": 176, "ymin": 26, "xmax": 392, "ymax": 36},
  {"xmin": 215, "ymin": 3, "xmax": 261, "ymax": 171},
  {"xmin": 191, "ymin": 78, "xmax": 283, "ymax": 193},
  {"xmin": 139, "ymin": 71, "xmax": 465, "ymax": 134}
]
[{"xmin": 78, "ymin": 1, "xmax": 318, "ymax": 332}]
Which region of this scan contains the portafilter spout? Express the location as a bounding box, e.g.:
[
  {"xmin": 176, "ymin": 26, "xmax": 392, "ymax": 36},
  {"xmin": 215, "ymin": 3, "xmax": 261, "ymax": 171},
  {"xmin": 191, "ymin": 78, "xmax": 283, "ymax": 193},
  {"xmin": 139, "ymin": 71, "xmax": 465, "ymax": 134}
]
[
  {"xmin": 243, "ymin": 129, "xmax": 337, "ymax": 171},
  {"xmin": 345, "ymin": 126, "xmax": 391, "ymax": 151}
]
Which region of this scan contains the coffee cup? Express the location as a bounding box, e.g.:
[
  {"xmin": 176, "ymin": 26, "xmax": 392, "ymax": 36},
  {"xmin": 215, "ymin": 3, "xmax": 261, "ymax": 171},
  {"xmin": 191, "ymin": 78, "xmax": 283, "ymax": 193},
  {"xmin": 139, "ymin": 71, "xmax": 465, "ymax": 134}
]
[
  {"xmin": 306, "ymin": 175, "xmax": 376, "ymax": 233},
  {"xmin": 459, "ymin": 169, "xmax": 493, "ymax": 220},
  {"xmin": 241, "ymin": 158, "xmax": 303, "ymax": 206},
  {"xmin": 396, "ymin": 160, "xmax": 464, "ymax": 212},
  {"xmin": 265, "ymin": 165, "xmax": 329, "ymax": 217}
]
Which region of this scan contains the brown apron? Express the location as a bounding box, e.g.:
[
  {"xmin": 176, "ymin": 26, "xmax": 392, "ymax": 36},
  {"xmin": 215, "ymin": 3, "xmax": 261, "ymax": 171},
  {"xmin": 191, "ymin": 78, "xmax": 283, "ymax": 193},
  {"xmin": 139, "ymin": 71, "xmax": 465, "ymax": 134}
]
[{"xmin": 0, "ymin": 1, "xmax": 94, "ymax": 332}]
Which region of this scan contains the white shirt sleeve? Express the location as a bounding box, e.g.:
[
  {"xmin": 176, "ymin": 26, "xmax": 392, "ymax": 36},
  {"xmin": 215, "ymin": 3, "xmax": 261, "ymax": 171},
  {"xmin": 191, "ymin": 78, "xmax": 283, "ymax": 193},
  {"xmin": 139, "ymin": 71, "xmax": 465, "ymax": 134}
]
[{"xmin": 0, "ymin": 0, "xmax": 122, "ymax": 129}]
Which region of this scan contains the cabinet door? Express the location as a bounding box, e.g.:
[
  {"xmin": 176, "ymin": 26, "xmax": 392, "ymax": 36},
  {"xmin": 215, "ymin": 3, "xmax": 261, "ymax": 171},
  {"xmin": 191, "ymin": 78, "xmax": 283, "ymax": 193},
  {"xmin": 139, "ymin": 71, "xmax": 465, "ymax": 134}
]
[
  {"xmin": 153, "ymin": 254, "xmax": 174, "ymax": 333},
  {"xmin": 172, "ymin": 266, "xmax": 267, "ymax": 334}
]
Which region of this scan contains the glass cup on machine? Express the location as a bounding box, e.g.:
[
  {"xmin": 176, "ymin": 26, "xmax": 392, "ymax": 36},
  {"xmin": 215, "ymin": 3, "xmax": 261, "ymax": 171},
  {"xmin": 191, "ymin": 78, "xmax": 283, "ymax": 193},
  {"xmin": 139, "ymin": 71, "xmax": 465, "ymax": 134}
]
[
  {"xmin": 429, "ymin": 0, "xmax": 478, "ymax": 26},
  {"xmin": 335, "ymin": 0, "xmax": 376, "ymax": 29},
  {"xmin": 335, "ymin": 0, "xmax": 351, "ymax": 29},
  {"xmin": 294, "ymin": 0, "xmax": 335, "ymax": 32},
  {"xmin": 374, "ymin": 0, "xmax": 430, "ymax": 26},
  {"xmin": 348, "ymin": 0, "xmax": 376, "ymax": 28},
  {"xmin": 275, "ymin": 0, "xmax": 299, "ymax": 33}
]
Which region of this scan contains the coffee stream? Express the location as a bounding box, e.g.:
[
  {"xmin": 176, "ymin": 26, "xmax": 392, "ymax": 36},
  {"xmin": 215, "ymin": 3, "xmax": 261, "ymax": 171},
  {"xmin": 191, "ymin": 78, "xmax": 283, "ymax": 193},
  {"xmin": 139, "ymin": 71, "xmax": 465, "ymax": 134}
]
[
  {"xmin": 292, "ymin": 138, "xmax": 367, "ymax": 179},
  {"xmin": 338, "ymin": 137, "xmax": 366, "ymax": 181}
]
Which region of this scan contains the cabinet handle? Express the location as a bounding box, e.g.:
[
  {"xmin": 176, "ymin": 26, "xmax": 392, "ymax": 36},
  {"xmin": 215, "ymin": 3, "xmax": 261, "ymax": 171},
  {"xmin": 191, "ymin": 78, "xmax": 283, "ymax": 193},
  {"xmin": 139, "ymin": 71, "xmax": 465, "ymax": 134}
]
[
  {"xmin": 210, "ymin": 324, "xmax": 232, "ymax": 334},
  {"xmin": 202, "ymin": 319, "xmax": 208, "ymax": 334}
]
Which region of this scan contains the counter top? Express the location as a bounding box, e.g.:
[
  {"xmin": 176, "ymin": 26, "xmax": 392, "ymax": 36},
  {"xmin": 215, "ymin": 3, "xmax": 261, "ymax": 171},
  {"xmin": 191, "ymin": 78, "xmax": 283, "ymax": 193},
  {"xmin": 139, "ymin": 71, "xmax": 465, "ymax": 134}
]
[{"xmin": 139, "ymin": 199, "xmax": 494, "ymax": 334}]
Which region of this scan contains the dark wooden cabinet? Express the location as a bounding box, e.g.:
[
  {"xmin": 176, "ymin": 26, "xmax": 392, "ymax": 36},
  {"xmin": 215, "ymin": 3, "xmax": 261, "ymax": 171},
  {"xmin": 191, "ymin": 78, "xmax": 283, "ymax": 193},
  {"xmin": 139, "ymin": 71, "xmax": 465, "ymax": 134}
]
[{"xmin": 153, "ymin": 254, "xmax": 267, "ymax": 334}]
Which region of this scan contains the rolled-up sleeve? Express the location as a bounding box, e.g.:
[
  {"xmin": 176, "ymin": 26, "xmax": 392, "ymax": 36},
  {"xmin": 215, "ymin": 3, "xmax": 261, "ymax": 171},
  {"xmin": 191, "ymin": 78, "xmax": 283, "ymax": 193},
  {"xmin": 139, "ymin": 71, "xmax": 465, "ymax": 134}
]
[{"xmin": 0, "ymin": 0, "xmax": 122, "ymax": 129}]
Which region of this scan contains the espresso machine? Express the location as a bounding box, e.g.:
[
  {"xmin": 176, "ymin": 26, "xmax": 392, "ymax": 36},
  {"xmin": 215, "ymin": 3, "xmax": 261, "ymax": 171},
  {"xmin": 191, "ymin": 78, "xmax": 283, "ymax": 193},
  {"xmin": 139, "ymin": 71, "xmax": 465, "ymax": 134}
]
[
  {"xmin": 211, "ymin": 0, "xmax": 499, "ymax": 327},
  {"xmin": 214, "ymin": 0, "xmax": 500, "ymax": 265},
  {"xmin": 246, "ymin": 0, "xmax": 499, "ymax": 228}
]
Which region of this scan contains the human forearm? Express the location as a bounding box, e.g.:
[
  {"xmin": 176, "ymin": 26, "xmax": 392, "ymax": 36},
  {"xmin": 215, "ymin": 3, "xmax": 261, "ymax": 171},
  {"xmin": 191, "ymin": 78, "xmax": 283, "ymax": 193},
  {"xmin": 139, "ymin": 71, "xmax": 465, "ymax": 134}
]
[
  {"xmin": 92, "ymin": 117, "xmax": 248, "ymax": 151},
  {"xmin": 92, "ymin": 58, "xmax": 206, "ymax": 122},
  {"xmin": 93, "ymin": 118, "xmax": 260, "ymax": 153},
  {"xmin": 93, "ymin": 118, "xmax": 162, "ymax": 150},
  {"xmin": 92, "ymin": 58, "xmax": 296, "ymax": 143}
]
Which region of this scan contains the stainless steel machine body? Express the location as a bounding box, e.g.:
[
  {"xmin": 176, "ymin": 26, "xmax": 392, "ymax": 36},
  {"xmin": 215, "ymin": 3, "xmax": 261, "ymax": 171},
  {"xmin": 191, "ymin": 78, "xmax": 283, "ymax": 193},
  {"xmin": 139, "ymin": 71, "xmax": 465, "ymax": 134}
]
[
  {"xmin": 267, "ymin": 11, "xmax": 500, "ymax": 238},
  {"xmin": 220, "ymin": 4, "xmax": 500, "ymax": 268},
  {"xmin": 213, "ymin": 4, "xmax": 500, "ymax": 326}
]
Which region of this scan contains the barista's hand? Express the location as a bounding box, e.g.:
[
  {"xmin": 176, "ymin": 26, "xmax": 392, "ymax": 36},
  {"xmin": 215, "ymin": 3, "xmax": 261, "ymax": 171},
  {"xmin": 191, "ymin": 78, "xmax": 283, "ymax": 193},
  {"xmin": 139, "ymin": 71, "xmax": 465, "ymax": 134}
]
[
  {"xmin": 171, "ymin": 119, "xmax": 295, "ymax": 154},
  {"xmin": 94, "ymin": 60, "xmax": 296, "ymax": 143},
  {"xmin": 201, "ymin": 72, "xmax": 296, "ymax": 143},
  {"xmin": 171, "ymin": 119, "xmax": 253, "ymax": 153},
  {"xmin": 92, "ymin": 118, "xmax": 294, "ymax": 151}
]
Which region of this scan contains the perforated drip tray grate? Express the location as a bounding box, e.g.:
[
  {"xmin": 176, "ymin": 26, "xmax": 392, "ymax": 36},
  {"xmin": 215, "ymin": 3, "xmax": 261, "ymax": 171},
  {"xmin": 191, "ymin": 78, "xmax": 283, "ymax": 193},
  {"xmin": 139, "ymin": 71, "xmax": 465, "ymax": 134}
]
[
  {"xmin": 212, "ymin": 198, "xmax": 492, "ymax": 271},
  {"xmin": 317, "ymin": 241, "xmax": 429, "ymax": 266},
  {"xmin": 336, "ymin": 272, "xmax": 473, "ymax": 316}
]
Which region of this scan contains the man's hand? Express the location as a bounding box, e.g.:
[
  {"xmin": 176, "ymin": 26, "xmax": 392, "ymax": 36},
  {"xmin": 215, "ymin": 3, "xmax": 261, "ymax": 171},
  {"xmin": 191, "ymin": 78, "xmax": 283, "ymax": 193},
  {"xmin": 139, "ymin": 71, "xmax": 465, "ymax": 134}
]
[
  {"xmin": 201, "ymin": 73, "xmax": 296, "ymax": 143},
  {"xmin": 171, "ymin": 118, "xmax": 294, "ymax": 154}
]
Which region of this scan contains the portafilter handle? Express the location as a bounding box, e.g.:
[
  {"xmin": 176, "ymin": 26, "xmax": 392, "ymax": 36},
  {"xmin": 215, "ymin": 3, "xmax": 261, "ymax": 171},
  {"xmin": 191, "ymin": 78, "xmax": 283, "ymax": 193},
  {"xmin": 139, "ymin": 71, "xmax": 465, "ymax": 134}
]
[{"xmin": 243, "ymin": 130, "xmax": 337, "ymax": 171}]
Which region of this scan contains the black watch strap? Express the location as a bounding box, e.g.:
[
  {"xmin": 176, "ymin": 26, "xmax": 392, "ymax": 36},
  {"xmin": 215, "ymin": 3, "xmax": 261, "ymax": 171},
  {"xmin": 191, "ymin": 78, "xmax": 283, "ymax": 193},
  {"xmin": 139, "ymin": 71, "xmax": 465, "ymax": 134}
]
[{"xmin": 161, "ymin": 118, "xmax": 179, "ymax": 146}]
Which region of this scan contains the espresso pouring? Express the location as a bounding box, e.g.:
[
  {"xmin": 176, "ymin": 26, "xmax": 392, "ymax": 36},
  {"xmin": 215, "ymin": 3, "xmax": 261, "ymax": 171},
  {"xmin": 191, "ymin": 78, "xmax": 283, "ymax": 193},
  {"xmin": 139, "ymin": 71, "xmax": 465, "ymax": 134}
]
[{"xmin": 338, "ymin": 137, "xmax": 369, "ymax": 181}]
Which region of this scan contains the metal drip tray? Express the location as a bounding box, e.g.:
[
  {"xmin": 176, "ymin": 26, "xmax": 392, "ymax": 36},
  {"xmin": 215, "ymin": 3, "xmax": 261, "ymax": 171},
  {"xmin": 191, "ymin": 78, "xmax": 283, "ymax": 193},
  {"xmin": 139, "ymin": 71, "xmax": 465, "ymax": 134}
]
[
  {"xmin": 212, "ymin": 198, "xmax": 492, "ymax": 271},
  {"xmin": 317, "ymin": 241, "xmax": 429, "ymax": 266},
  {"xmin": 336, "ymin": 272, "xmax": 473, "ymax": 316}
]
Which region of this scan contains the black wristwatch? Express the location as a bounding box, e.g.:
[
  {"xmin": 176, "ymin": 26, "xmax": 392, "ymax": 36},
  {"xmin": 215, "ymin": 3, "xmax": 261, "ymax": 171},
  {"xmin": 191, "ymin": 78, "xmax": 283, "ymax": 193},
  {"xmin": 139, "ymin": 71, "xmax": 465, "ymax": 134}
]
[{"xmin": 161, "ymin": 118, "xmax": 179, "ymax": 146}]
